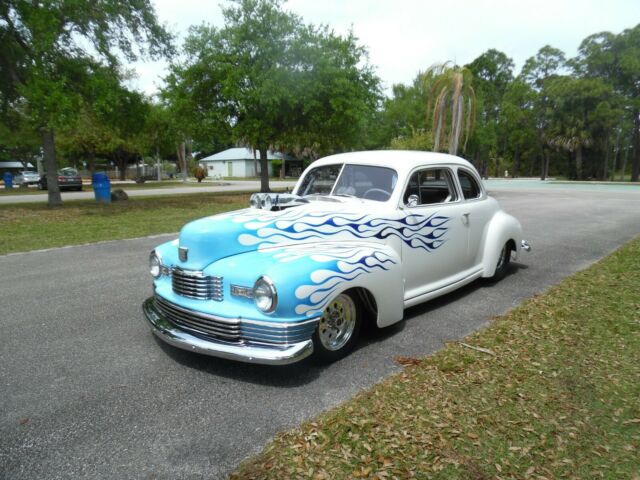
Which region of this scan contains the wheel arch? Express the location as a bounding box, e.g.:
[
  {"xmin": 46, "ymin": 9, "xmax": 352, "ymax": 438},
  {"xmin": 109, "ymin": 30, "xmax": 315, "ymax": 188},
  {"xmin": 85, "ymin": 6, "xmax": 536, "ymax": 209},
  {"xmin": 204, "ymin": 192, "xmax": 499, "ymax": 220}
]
[{"xmin": 480, "ymin": 211, "xmax": 523, "ymax": 278}]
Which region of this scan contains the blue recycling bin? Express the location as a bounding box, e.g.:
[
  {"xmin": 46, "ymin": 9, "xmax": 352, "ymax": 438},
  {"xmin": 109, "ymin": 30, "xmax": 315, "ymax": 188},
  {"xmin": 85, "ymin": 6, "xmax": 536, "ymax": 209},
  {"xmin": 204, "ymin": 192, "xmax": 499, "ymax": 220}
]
[
  {"xmin": 92, "ymin": 173, "xmax": 111, "ymax": 203},
  {"xmin": 3, "ymin": 172, "xmax": 13, "ymax": 189}
]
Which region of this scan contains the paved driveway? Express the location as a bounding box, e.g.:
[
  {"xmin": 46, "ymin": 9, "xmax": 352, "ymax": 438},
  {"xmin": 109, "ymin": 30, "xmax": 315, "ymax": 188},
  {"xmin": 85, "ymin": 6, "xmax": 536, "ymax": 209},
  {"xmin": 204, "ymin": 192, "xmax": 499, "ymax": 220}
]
[{"xmin": 1, "ymin": 184, "xmax": 639, "ymax": 479}]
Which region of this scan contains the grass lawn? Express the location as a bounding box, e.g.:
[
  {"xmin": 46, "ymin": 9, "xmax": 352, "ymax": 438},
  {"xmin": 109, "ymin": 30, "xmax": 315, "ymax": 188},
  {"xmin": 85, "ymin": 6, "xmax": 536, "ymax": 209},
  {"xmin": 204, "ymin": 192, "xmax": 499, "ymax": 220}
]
[
  {"xmin": 232, "ymin": 238, "xmax": 640, "ymax": 480},
  {"xmin": 0, "ymin": 192, "xmax": 249, "ymax": 255}
]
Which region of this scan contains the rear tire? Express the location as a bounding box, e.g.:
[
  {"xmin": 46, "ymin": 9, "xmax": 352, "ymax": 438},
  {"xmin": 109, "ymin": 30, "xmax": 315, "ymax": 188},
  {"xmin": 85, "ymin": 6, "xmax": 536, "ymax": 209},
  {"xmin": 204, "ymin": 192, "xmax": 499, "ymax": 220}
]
[
  {"xmin": 312, "ymin": 291, "xmax": 362, "ymax": 363},
  {"xmin": 490, "ymin": 242, "xmax": 511, "ymax": 281}
]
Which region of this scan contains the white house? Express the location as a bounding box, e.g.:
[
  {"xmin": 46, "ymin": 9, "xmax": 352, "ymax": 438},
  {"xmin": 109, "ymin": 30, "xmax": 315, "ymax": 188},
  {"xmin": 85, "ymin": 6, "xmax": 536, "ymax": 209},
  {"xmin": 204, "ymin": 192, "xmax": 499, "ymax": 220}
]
[{"xmin": 199, "ymin": 148, "xmax": 289, "ymax": 178}]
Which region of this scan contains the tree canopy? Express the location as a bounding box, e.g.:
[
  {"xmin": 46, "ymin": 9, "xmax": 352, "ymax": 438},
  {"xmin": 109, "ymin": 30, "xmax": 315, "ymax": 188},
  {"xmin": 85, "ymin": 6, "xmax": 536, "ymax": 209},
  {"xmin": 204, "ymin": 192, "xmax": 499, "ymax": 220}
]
[
  {"xmin": 164, "ymin": 0, "xmax": 381, "ymax": 192},
  {"xmin": 0, "ymin": 0, "xmax": 173, "ymax": 205}
]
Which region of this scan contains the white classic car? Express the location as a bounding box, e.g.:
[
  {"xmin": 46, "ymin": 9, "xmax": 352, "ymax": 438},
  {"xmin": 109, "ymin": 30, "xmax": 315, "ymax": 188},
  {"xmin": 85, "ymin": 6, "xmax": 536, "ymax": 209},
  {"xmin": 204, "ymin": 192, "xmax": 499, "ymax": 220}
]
[{"xmin": 143, "ymin": 151, "xmax": 530, "ymax": 364}]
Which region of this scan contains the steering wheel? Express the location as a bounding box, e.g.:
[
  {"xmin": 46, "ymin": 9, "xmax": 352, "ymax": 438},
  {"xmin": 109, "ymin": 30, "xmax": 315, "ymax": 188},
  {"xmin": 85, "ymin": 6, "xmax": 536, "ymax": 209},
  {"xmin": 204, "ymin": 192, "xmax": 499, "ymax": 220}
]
[{"xmin": 362, "ymin": 188, "xmax": 391, "ymax": 200}]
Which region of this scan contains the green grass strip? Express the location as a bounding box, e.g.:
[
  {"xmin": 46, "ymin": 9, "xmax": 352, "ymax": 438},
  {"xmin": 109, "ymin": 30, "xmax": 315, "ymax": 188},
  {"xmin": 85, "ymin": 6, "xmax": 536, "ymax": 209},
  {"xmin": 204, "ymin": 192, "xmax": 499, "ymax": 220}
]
[
  {"xmin": 0, "ymin": 192, "xmax": 249, "ymax": 255},
  {"xmin": 232, "ymin": 238, "xmax": 640, "ymax": 480}
]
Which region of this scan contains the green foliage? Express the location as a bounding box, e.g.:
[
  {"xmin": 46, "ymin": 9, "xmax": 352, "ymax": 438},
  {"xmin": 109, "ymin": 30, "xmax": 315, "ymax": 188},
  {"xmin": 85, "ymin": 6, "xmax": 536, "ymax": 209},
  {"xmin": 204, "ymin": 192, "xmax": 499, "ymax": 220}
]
[
  {"xmin": 389, "ymin": 127, "xmax": 433, "ymax": 151},
  {"xmin": 163, "ymin": 0, "xmax": 381, "ymax": 191}
]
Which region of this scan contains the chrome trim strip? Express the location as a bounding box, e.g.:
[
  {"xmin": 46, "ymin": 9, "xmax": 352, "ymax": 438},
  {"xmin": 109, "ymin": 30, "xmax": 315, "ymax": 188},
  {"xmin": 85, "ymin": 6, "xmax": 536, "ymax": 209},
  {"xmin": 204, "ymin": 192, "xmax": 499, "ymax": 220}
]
[
  {"xmin": 143, "ymin": 297, "xmax": 314, "ymax": 365},
  {"xmin": 154, "ymin": 294, "xmax": 320, "ymax": 329}
]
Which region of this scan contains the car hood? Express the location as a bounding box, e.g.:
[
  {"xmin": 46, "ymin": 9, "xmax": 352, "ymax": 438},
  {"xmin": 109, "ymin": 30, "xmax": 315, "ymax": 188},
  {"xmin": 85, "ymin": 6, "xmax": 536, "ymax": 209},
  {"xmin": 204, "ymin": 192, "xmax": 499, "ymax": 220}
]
[{"xmin": 175, "ymin": 201, "xmax": 391, "ymax": 270}]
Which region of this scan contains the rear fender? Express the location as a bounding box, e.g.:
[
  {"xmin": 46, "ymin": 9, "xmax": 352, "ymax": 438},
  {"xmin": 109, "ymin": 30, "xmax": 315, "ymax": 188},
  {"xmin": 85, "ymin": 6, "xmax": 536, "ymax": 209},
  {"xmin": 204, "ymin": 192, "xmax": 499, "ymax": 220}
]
[{"xmin": 481, "ymin": 211, "xmax": 524, "ymax": 277}]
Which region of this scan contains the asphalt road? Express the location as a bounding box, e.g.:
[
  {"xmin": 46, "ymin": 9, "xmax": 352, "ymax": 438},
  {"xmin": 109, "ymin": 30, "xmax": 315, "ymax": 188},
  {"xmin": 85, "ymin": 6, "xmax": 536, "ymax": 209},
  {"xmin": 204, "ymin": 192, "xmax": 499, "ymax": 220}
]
[{"xmin": 1, "ymin": 185, "xmax": 639, "ymax": 479}]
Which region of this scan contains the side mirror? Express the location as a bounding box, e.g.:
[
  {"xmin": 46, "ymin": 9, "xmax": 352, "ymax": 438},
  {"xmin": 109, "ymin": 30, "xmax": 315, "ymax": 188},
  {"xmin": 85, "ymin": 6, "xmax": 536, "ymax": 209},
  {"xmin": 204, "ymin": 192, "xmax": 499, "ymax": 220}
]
[{"xmin": 406, "ymin": 194, "xmax": 419, "ymax": 208}]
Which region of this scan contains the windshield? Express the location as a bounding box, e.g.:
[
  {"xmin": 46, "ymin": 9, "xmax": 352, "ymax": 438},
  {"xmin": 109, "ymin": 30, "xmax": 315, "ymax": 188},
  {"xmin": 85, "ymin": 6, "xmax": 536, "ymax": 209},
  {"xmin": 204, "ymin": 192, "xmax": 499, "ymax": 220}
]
[{"xmin": 297, "ymin": 164, "xmax": 398, "ymax": 202}]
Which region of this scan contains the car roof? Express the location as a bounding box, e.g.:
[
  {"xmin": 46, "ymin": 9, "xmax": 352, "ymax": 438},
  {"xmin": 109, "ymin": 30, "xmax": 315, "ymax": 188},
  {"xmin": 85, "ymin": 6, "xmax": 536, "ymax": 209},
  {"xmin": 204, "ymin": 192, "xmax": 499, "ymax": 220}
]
[{"xmin": 312, "ymin": 150, "xmax": 476, "ymax": 177}]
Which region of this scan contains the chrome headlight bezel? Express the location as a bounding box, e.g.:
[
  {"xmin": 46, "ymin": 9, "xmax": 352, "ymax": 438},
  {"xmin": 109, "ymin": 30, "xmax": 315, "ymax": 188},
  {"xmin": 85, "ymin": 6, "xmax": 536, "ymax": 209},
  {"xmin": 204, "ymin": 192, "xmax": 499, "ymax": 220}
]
[
  {"xmin": 253, "ymin": 276, "xmax": 277, "ymax": 313},
  {"xmin": 149, "ymin": 251, "xmax": 162, "ymax": 278}
]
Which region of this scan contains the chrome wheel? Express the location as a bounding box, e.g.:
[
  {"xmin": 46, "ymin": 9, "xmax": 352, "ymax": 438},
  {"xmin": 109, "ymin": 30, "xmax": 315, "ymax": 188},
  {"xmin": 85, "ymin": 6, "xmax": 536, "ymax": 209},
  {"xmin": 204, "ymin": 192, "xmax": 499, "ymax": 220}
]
[{"xmin": 318, "ymin": 294, "xmax": 357, "ymax": 351}]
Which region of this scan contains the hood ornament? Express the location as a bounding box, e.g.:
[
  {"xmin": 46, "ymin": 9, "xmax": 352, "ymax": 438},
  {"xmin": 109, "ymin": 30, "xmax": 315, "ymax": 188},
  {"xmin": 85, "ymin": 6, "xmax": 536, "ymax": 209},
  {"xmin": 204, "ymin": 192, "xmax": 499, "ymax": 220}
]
[{"xmin": 179, "ymin": 246, "xmax": 188, "ymax": 262}]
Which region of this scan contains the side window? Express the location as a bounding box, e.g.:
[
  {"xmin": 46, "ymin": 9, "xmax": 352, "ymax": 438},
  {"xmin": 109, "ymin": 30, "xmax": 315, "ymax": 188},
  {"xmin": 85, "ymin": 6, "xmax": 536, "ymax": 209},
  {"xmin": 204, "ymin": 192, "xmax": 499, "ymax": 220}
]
[
  {"xmin": 457, "ymin": 170, "xmax": 481, "ymax": 200},
  {"xmin": 404, "ymin": 168, "xmax": 458, "ymax": 205}
]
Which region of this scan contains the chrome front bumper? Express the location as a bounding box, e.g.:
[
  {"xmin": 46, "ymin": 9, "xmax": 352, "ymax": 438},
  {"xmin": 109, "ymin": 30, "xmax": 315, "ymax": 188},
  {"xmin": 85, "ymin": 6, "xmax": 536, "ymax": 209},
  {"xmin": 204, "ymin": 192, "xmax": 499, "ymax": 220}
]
[{"xmin": 142, "ymin": 297, "xmax": 314, "ymax": 365}]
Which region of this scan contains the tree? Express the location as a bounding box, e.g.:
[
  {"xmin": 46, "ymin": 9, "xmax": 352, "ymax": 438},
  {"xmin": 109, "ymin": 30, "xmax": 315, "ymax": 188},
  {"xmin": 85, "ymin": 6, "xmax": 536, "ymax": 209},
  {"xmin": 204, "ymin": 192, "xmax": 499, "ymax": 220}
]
[
  {"xmin": 466, "ymin": 50, "xmax": 515, "ymax": 176},
  {"xmin": 500, "ymin": 79, "xmax": 537, "ymax": 177},
  {"xmin": 428, "ymin": 63, "xmax": 477, "ymax": 155},
  {"xmin": 0, "ymin": 1, "xmax": 173, "ymax": 205},
  {"xmin": 575, "ymin": 25, "xmax": 640, "ymax": 181},
  {"xmin": 165, "ymin": 0, "xmax": 380, "ymax": 192},
  {"xmin": 521, "ymin": 45, "xmax": 567, "ymax": 179}
]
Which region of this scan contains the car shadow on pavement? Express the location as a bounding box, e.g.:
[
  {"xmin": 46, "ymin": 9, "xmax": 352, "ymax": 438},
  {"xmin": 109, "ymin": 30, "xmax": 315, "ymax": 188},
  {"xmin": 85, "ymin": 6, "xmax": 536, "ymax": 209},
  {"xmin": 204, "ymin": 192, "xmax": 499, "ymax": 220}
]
[{"xmin": 154, "ymin": 336, "xmax": 323, "ymax": 387}]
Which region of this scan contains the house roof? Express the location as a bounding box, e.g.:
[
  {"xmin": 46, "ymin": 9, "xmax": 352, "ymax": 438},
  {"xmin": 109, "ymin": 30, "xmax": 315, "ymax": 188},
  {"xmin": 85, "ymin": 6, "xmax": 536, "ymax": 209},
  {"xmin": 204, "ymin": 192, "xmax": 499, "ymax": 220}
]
[{"xmin": 200, "ymin": 148, "xmax": 288, "ymax": 162}]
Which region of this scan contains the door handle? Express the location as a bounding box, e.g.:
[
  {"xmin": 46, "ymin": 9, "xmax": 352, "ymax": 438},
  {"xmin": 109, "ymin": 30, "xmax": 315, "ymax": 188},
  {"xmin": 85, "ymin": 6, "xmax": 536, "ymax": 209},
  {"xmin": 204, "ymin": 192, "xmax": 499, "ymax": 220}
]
[{"xmin": 462, "ymin": 212, "xmax": 470, "ymax": 225}]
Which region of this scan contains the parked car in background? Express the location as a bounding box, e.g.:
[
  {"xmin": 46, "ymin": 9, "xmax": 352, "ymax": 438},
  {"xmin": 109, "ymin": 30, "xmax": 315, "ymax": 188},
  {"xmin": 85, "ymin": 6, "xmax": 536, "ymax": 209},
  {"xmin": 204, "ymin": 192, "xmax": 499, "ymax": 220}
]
[
  {"xmin": 38, "ymin": 168, "xmax": 83, "ymax": 191},
  {"xmin": 143, "ymin": 151, "xmax": 531, "ymax": 365},
  {"xmin": 14, "ymin": 170, "xmax": 41, "ymax": 186}
]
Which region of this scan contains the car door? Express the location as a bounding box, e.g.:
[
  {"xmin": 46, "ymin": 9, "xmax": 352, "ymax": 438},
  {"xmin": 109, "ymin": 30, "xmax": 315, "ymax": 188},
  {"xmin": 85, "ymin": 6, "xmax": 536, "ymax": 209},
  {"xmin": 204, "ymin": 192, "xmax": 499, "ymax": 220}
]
[
  {"xmin": 456, "ymin": 167, "xmax": 492, "ymax": 267},
  {"xmin": 400, "ymin": 166, "xmax": 473, "ymax": 301}
]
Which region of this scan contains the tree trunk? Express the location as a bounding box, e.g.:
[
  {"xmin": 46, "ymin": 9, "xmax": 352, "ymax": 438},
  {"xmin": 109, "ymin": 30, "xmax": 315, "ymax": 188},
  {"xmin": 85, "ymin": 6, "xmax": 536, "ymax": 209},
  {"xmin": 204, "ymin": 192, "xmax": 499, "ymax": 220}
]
[
  {"xmin": 575, "ymin": 145, "xmax": 583, "ymax": 180},
  {"xmin": 620, "ymin": 141, "xmax": 629, "ymax": 181},
  {"xmin": 182, "ymin": 141, "xmax": 188, "ymax": 182},
  {"xmin": 156, "ymin": 146, "xmax": 162, "ymax": 182},
  {"xmin": 540, "ymin": 149, "xmax": 547, "ymax": 180},
  {"xmin": 544, "ymin": 151, "xmax": 550, "ymax": 180},
  {"xmin": 602, "ymin": 137, "xmax": 609, "ymax": 181},
  {"xmin": 253, "ymin": 148, "xmax": 258, "ymax": 177},
  {"xmin": 117, "ymin": 154, "xmax": 126, "ymax": 181},
  {"xmin": 88, "ymin": 150, "xmax": 96, "ymax": 178},
  {"xmin": 176, "ymin": 142, "xmax": 186, "ymax": 182},
  {"xmin": 280, "ymin": 154, "xmax": 286, "ymax": 179},
  {"xmin": 258, "ymin": 147, "xmax": 270, "ymax": 193},
  {"xmin": 631, "ymin": 109, "xmax": 640, "ymax": 182},
  {"xmin": 513, "ymin": 145, "xmax": 520, "ymax": 178},
  {"xmin": 42, "ymin": 128, "xmax": 62, "ymax": 207}
]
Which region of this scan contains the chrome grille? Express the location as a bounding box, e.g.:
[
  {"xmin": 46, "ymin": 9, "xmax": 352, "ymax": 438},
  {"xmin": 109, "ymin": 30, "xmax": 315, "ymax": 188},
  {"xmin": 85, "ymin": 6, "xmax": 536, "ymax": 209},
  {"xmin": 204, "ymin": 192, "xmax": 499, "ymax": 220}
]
[
  {"xmin": 171, "ymin": 268, "xmax": 223, "ymax": 301},
  {"xmin": 155, "ymin": 295, "xmax": 240, "ymax": 341},
  {"xmin": 153, "ymin": 295, "xmax": 318, "ymax": 346}
]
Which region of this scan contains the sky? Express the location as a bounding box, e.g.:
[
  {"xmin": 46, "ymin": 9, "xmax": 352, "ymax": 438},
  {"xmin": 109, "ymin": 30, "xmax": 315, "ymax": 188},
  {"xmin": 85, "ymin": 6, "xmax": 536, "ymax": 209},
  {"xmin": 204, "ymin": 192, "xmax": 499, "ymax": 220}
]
[{"xmin": 129, "ymin": 0, "xmax": 640, "ymax": 97}]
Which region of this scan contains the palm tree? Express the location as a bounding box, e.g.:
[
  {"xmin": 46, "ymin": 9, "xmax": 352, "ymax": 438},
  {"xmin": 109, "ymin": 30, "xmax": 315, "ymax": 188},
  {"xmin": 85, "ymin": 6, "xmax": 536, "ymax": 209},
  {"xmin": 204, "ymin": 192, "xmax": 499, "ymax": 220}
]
[
  {"xmin": 547, "ymin": 131, "xmax": 592, "ymax": 180},
  {"xmin": 427, "ymin": 63, "xmax": 477, "ymax": 155}
]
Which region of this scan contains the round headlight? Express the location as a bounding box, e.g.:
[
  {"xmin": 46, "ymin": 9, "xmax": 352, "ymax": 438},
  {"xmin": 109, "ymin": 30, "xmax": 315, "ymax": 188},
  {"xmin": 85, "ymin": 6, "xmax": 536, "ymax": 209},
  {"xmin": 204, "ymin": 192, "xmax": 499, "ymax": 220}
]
[
  {"xmin": 149, "ymin": 252, "xmax": 162, "ymax": 278},
  {"xmin": 253, "ymin": 276, "xmax": 277, "ymax": 313}
]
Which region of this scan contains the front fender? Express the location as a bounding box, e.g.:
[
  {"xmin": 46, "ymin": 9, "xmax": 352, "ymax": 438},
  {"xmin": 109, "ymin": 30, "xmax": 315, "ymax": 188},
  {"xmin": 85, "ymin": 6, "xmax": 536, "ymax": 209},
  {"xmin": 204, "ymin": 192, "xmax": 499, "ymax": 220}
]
[
  {"xmin": 481, "ymin": 211, "xmax": 524, "ymax": 277},
  {"xmin": 215, "ymin": 242, "xmax": 404, "ymax": 327}
]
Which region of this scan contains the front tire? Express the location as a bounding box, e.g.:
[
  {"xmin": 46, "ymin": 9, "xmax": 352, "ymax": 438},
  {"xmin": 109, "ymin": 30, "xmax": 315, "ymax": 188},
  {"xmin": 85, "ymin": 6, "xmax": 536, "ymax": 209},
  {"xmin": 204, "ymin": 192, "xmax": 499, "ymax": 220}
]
[{"xmin": 312, "ymin": 291, "xmax": 362, "ymax": 363}]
